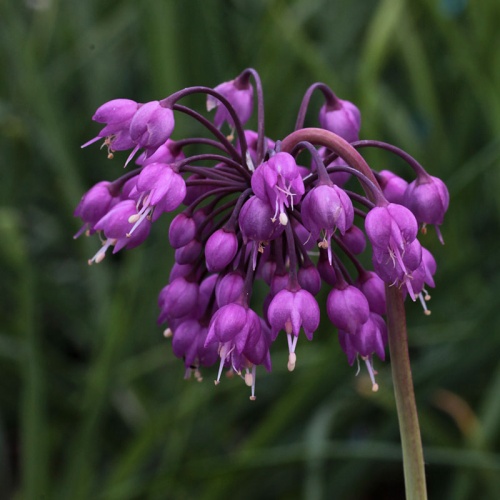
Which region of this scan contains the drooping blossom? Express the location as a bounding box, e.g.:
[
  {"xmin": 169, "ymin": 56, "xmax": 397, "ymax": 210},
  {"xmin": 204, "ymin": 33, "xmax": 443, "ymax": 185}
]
[{"xmin": 75, "ymin": 68, "xmax": 448, "ymax": 397}]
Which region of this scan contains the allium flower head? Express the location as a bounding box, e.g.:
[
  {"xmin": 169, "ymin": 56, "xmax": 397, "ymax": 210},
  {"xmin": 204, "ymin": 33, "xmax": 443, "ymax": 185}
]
[{"xmin": 76, "ymin": 68, "xmax": 448, "ymax": 398}]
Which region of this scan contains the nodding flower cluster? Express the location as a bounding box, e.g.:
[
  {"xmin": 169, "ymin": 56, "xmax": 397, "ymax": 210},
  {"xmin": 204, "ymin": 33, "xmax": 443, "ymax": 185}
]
[{"xmin": 75, "ymin": 68, "xmax": 449, "ymax": 399}]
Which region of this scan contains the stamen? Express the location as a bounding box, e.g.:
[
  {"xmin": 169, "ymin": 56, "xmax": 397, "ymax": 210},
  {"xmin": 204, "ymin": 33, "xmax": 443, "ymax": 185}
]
[
  {"xmin": 244, "ymin": 370, "xmax": 253, "ymax": 387},
  {"xmin": 249, "ymin": 365, "xmax": 256, "ymax": 400},
  {"xmin": 163, "ymin": 328, "xmax": 173, "ymax": 338},
  {"xmin": 194, "ymin": 368, "xmax": 203, "ymax": 382},
  {"xmin": 287, "ymin": 352, "xmax": 297, "ymax": 372},
  {"xmin": 279, "ymin": 212, "xmax": 288, "ymax": 225},
  {"xmin": 127, "ymin": 207, "xmax": 152, "ymax": 237},
  {"xmin": 417, "ymin": 292, "xmax": 431, "ymax": 315},
  {"xmin": 362, "ymin": 356, "xmax": 379, "ymax": 392},
  {"xmin": 88, "ymin": 238, "xmax": 115, "ymax": 265}
]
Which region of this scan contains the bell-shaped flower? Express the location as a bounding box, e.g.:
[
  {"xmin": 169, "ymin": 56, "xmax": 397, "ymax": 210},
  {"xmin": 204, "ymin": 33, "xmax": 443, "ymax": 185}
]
[
  {"xmin": 207, "ymin": 78, "xmax": 254, "ymax": 128},
  {"xmin": 338, "ymin": 313, "xmax": 387, "ymax": 392},
  {"xmin": 356, "ymin": 270, "xmax": 386, "ymax": 315},
  {"xmin": 171, "ymin": 320, "xmax": 218, "ymax": 380},
  {"xmin": 157, "ymin": 277, "xmax": 199, "ymax": 324},
  {"xmin": 205, "ymin": 303, "xmax": 266, "ymax": 391},
  {"xmin": 126, "ymin": 162, "xmax": 186, "ymax": 237},
  {"xmin": 404, "ymin": 247, "xmax": 437, "ymax": 314},
  {"xmin": 326, "ymin": 284, "xmax": 370, "ymax": 335},
  {"xmin": 238, "ymin": 195, "xmax": 285, "ymax": 243},
  {"xmin": 73, "ymin": 181, "xmax": 116, "ymax": 237},
  {"xmin": 267, "ymin": 286, "xmax": 320, "ymax": 371},
  {"xmin": 205, "ymin": 229, "xmax": 239, "ymax": 272},
  {"xmin": 403, "ymin": 173, "xmax": 449, "ymax": 243},
  {"xmin": 372, "ymin": 238, "xmax": 422, "ymax": 300},
  {"xmin": 378, "ymin": 170, "xmax": 408, "ymax": 205},
  {"xmin": 168, "ymin": 213, "xmax": 197, "ymax": 249},
  {"xmin": 129, "ymin": 101, "xmax": 175, "ymax": 150},
  {"xmin": 318, "ymin": 98, "xmax": 361, "ymax": 143},
  {"xmin": 89, "ymin": 199, "xmax": 152, "ymax": 264},
  {"xmin": 82, "ymin": 98, "xmax": 139, "ymax": 154},
  {"xmin": 337, "ymin": 225, "xmax": 366, "ymax": 255},
  {"xmin": 301, "ymin": 183, "xmax": 354, "ymax": 263},
  {"xmin": 174, "ymin": 239, "xmax": 203, "ymax": 265},
  {"xmin": 251, "ymin": 152, "xmax": 305, "ymax": 225},
  {"xmin": 297, "ymin": 263, "xmax": 322, "ymax": 296},
  {"xmin": 215, "ymin": 272, "xmax": 245, "ymax": 307}
]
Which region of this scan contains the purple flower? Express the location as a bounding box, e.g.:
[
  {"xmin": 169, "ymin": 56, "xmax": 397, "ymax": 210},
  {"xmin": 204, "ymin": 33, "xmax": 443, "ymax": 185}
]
[
  {"xmin": 372, "ymin": 238, "xmax": 422, "ymax": 300},
  {"xmin": 90, "ymin": 199, "xmax": 151, "ymax": 263},
  {"xmin": 301, "ymin": 183, "xmax": 354, "ymax": 263},
  {"xmin": 319, "ymin": 98, "xmax": 361, "ymax": 143},
  {"xmin": 338, "ymin": 313, "xmax": 387, "ymax": 392},
  {"xmin": 174, "ymin": 239, "xmax": 203, "ymax": 265},
  {"xmin": 356, "ymin": 271, "xmax": 386, "ymax": 315},
  {"xmin": 404, "ymin": 247, "xmax": 437, "ymax": 314},
  {"xmin": 82, "ymin": 99, "xmax": 139, "ymax": 154},
  {"xmin": 207, "ymin": 78, "xmax": 254, "ymax": 128},
  {"xmin": 126, "ymin": 163, "xmax": 186, "ymax": 237},
  {"xmin": 205, "ymin": 303, "xmax": 268, "ymax": 397},
  {"xmin": 129, "ymin": 101, "xmax": 175, "ymax": 150},
  {"xmin": 403, "ymin": 173, "xmax": 449, "ymax": 243},
  {"xmin": 365, "ymin": 203, "xmax": 421, "ymax": 296},
  {"xmin": 171, "ymin": 320, "xmax": 218, "ymax": 379},
  {"xmin": 135, "ymin": 139, "xmax": 184, "ymax": 166},
  {"xmin": 297, "ymin": 264, "xmax": 322, "ymax": 296},
  {"xmin": 205, "ymin": 229, "xmax": 239, "ymax": 272},
  {"xmin": 251, "ymin": 152, "xmax": 305, "ymax": 225},
  {"xmin": 215, "ymin": 272, "xmax": 245, "ymax": 307},
  {"xmin": 267, "ymin": 287, "xmax": 320, "ymax": 371},
  {"xmin": 326, "ymin": 284, "xmax": 370, "ymax": 334},
  {"xmin": 168, "ymin": 213, "xmax": 197, "ymax": 249},
  {"xmin": 378, "ymin": 170, "xmax": 408, "ymax": 205},
  {"xmin": 73, "ymin": 181, "xmax": 116, "ymax": 237},
  {"xmin": 238, "ymin": 195, "xmax": 285, "ymax": 243},
  {"xmin": 157, "ymin": 277, "xmax": 199, "ymax": 324},
  {"xmin": 337, "ymin": 225, "xmax": 366, "ymax": 255}
]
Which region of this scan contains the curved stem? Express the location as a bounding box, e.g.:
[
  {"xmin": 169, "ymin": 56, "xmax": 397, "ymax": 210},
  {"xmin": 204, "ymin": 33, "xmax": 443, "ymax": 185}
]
[
  {"xmin": 385, "ymin": 285, "xmax": 428, "ymax": 500},
  {"xmin": 163, "ymin": 86, "xmax": 249, "ymax": 162},
  {"xmin": 240, "ymin": 68, "xmax": 266, "ymax": 165},
  {"xmin": 172, "ymin": 104, "xmax": 241, "ymax": 161},
  {"xmin": 353, "ymin": 140, "xmax": 428, "ymax": 177},
  {"xmin": 294, "ymin": 82, "xmax": 338, "ymax": 130},
  {"xmin": 280, "ymin": 128, "xmax": 385, "ymax": 205}
]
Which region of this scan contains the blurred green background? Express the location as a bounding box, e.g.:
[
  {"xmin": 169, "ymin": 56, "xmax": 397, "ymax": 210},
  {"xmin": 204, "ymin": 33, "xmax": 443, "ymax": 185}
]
[{"xmin": 1, "ymin": 0, "xmax": 500, "ymax": 498}]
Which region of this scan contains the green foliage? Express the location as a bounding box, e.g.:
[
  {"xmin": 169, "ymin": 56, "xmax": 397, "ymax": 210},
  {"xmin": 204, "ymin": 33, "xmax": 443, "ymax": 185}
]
[{"xmin": 1, "ymin": 0, "xmax": 499, "ymax": 498}]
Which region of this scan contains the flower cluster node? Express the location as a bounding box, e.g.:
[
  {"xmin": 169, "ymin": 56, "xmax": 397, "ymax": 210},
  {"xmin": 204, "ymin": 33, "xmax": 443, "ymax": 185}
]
[{"xmin": 76, "ymin": 68, "xmax": 448, "ymax": 399}]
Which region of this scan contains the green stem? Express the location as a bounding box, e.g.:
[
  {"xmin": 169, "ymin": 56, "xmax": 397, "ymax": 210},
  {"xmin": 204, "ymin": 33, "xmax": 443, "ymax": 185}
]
[{"xmin": 386, "ymin": 285, "xmax": 428, "ymax": 499}]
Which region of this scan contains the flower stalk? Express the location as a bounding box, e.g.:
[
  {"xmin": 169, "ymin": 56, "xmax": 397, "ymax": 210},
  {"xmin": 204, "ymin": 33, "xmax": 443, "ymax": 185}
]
[{"xmin": 386, "ymin": 284, "xmax": 428, "ymax": 500}]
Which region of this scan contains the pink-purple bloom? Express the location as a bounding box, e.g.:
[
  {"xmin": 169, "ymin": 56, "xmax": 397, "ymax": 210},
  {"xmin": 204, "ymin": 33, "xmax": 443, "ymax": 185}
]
[
  {"xmin": 319, "ymin": 98, "xmax": 361, "ymax": 143},
  {"xmin": 75, "ymin": 68, "xmax": 448, "ymax": 398}
]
